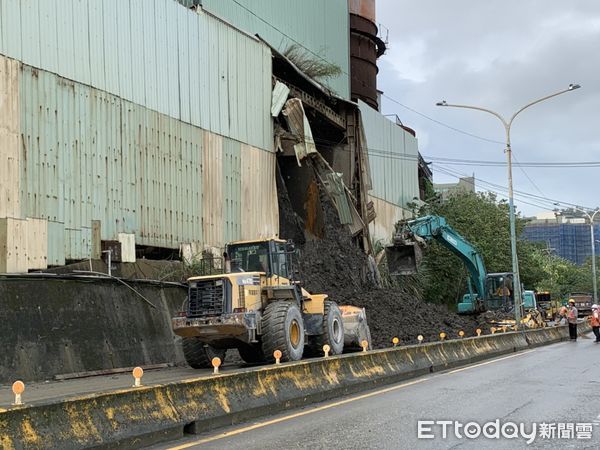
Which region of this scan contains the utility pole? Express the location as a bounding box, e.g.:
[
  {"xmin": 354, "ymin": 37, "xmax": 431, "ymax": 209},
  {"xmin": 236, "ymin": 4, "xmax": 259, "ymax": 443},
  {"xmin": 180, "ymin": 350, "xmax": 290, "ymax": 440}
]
[{"xmin": 437, "ymin": 84, "xmax": 581, "ymax": 325}]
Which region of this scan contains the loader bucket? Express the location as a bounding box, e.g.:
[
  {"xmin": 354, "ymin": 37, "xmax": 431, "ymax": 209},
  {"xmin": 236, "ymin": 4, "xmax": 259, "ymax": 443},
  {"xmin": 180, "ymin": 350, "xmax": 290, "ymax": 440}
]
[{"xmin": 385, "ymin": 242, "xmax": 422, "ymax": 276}]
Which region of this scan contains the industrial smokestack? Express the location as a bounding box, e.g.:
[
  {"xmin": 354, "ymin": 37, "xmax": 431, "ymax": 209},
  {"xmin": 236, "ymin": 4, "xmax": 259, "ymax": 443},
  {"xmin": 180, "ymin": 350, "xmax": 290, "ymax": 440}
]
[{"xmin": 348, "ymin": 0, "xmax": 386, "ymax": 110}]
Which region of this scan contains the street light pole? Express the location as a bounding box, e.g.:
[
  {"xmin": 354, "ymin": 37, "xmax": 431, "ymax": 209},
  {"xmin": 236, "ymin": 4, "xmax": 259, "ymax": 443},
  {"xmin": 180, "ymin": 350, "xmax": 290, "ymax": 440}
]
[{"xmin": 436, "ymin": 84, "xmax": 581, "ymax": 325}]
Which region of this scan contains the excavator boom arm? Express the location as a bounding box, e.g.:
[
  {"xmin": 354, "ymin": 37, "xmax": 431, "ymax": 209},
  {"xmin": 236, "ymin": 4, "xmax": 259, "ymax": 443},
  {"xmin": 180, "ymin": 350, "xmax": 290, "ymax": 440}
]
[{"xmin": 387, "ymin": 215, "xmax": 487, "ymax": 300}]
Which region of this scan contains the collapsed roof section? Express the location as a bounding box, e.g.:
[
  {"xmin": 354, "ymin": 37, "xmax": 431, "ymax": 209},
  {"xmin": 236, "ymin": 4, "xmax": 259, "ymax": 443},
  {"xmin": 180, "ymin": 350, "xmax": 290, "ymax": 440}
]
[{"xmin": 264, "ymin": 40, "xmax": 374, "ymax": 254}]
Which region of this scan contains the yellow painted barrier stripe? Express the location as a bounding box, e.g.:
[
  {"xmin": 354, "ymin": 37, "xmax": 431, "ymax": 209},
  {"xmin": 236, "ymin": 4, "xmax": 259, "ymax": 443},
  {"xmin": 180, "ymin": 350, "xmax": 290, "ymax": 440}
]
[
  {"xmin": 168, "ymin": 348, "xmax": 537, "ymax": 449},
  {"xmin": 168, "ymin": 378, "xmax": 428, "ymax": 449}
]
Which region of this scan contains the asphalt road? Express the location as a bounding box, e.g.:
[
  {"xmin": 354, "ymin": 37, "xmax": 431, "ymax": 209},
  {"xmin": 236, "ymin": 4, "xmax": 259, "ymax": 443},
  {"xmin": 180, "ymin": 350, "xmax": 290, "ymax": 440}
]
[{"xmin": 150, "ymin": 333, "xmax": 600, "ymax": 450}]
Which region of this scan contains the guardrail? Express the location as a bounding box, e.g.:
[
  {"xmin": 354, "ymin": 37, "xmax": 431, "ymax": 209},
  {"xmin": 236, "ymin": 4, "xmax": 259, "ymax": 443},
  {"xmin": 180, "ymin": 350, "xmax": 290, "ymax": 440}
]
[{"xmin": 0, "ymin": 324, "xmax": 586, "ymax": 450}]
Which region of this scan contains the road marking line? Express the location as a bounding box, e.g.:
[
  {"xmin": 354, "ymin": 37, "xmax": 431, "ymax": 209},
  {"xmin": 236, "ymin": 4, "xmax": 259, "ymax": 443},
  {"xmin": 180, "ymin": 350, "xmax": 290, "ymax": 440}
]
[
  {"xmin": 167, "ymin": 378, "xmax": 428, "ymax": 449},
  {"xmin": 444, "ymin": 350, "xmax": 535, "ymax": 375},
  {"xmin": 168, "ymin": 349, "xmax": 536, "ymax": 449}
]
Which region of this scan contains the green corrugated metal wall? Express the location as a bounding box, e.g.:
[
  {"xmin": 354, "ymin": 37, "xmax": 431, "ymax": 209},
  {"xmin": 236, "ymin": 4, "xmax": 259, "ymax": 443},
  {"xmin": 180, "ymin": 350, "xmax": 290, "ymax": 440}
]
[
  {"xmin": 359, "ymin": 100, "xmax": 420, "ymax": 208},
  {"xmin": 0, "ymin": 0, "xmax": 273, "ymax": 151},
  {"xmin": 197, "ymin": 0, "xmax": 351, "ymax": 99},
  {"xmin": 18, "ymin": 63, "xmax": 272, "ymax": 262}
]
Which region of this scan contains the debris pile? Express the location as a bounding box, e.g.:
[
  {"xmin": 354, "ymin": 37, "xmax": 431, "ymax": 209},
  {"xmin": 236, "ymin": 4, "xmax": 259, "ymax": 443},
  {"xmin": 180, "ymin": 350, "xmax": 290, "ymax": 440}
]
[{"xmin": 278, "ymin": 171, "xmax": 488, "ymax": 347}]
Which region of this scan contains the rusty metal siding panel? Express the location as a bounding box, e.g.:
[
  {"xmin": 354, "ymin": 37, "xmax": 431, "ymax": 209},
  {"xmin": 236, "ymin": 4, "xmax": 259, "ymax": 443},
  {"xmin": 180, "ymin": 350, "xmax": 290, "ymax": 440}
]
[
  {"xmin": 240, "ymin": 145, "xmax": 279, "ymax": 241},
  {"xmin": 0, "ymin": 55, "xmax": 20, "ymax": 219},
  {"xmin": 359, "ymin": 100, "xmax": 420, "ymax": 209},
  {"xmin": 202, "ymin": 131, "xmax": 223, "ymax": 248},
  {"xmin": 223, "ymin": 138, "xmax": 241, "ymax": 243},
  {"xmin": 19, "ymin": 65, "xmax": 208, "ymax": 258}
]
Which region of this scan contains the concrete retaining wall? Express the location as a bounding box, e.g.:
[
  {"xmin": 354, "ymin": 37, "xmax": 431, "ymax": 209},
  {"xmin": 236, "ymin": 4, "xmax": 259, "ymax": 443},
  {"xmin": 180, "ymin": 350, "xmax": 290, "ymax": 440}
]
[
  {"xmin": 0, "ymin": 325, "xmax": 581, "ymax": 450},
  {"xmin": 0, "ymin": 276, "xmax": 187, "ymax": 384}
]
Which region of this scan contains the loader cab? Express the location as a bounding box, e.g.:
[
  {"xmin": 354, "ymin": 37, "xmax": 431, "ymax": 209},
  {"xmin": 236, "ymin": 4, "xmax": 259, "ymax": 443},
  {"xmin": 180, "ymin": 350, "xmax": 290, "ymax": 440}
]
[
  {"xmin": 485, "ymin": 273, "xmax": 514, "ymax": 310},
  {"xmin": 225, "ymin": 239, "xmax": 294, "ymax": 279}
]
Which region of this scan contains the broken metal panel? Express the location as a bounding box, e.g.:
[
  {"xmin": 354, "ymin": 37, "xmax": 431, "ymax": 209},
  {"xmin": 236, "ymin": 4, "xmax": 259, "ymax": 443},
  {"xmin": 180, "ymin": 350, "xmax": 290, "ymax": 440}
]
[
  {"xmin": 312, "ymin": 154, "xmax": 365, "ymax": 235},
  {"xmin": 282, "ymin": 99, "xmax": 318, "ymax": 165},
  {"xmin": 323, "ymin": 173, "xmax": 353, "ymax": 225},
  {"xmin": 271, "ymin": 81, "xmax": 290, "ymax": 117},
  {"xmin": 286, "ymin": 83, "xmax": 346, "ymax": 129}
]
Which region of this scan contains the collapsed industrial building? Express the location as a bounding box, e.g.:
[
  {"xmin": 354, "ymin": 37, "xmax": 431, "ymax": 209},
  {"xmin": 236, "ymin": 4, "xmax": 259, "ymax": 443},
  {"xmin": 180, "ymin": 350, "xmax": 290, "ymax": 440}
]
[{"xmin": 0, "ymin": 0, "xmax": 487, "ymax": 384}]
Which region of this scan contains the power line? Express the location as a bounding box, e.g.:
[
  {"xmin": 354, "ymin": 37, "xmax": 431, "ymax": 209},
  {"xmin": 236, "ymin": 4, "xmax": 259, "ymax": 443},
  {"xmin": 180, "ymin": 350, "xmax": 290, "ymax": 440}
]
[
  {"xmin": 431, "ymin": 164, "xmax": 558, "ymax": 211},
  {"xmin": 381, "ymin": 93, "xmax": 504, "ymax": 145},
  {"xmin": 432, "ymin": 163, "xmax": 596, "ymax": 211},
  {"xmin": 310, "ymin": 137, "xmax": 600, "ymax": 168},
  {"xmin": 511, "ymin": 151, "xmax": 547, "ymax": 199}
]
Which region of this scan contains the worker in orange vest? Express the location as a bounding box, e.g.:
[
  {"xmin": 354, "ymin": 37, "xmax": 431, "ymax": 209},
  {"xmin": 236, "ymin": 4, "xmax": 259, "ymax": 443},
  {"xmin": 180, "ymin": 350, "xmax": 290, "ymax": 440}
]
[
  {"xmin": 591, "ymin": 304, "xmax": 600, "ymax": 342},
  {"xmin": 567, "ymin": 299, "xmax": 578, "ymax": 341}
]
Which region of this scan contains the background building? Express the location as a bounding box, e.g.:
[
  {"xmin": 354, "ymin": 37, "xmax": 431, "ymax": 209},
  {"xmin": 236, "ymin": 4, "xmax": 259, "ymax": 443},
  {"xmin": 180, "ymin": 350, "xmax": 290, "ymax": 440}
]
[
  {"xmin": 522, "ymin": 210, "xmax": 600, "ymax": 265},
  {"xmin": 434, "ymin": 176, "xmax": 475, "ymax": 201}
]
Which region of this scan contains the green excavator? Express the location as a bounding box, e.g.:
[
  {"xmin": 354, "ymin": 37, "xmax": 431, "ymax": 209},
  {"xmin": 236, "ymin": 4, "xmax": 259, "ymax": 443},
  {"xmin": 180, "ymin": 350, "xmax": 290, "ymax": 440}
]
[{"xmin": 385, "ymin": 215, "xmax": 519, "ymax": 315}]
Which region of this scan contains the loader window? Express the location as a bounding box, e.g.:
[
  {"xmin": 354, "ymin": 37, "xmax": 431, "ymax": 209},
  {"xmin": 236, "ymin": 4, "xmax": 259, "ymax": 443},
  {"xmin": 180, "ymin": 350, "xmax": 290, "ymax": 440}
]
[
  {"xmin": 271, "ymin": 242, "xmax": 290, "ymax": 279},
  {"xmin": 227, "ymin": 243, "xmax": 270, "ymax": 273}
]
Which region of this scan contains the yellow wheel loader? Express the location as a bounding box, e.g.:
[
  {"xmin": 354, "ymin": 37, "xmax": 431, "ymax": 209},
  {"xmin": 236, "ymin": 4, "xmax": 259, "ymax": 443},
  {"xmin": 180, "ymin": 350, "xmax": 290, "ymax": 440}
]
[{"xmin": 172, "ymin": 238, "xmax": 371, "ymax": 366}]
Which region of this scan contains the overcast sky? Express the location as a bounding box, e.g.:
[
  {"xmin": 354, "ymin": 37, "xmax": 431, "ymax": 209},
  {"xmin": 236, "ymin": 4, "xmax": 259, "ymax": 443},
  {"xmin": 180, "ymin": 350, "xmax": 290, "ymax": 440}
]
[{"xmin": 376, "ymin": 0, "xmax": 600, "ymax": 216}]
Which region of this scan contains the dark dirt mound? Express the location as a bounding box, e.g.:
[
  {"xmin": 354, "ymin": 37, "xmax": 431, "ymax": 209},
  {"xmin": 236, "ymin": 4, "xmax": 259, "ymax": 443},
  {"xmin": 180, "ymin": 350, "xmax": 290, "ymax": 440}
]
[{"xmin": 277, "ymin": 163, "xmax": 488, "ymax": 347}]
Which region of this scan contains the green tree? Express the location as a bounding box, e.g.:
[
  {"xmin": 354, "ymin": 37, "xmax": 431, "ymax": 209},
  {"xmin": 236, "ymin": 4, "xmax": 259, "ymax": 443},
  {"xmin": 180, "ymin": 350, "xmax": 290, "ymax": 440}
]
[{"xmin": 411, "ymin": 191, "xmax": 546, "ymax": 307}]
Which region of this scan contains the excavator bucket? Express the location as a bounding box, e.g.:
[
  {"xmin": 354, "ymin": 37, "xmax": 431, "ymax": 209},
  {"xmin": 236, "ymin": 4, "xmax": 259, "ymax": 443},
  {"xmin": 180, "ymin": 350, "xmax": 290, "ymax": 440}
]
[{"xmin": 385, "ymin": 242, "xmax": 423, "ymax": 276}]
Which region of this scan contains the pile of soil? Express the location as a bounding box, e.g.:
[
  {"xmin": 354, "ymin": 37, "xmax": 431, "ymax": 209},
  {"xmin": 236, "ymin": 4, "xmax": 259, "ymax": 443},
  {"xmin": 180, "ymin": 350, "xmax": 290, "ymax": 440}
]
[{"xmin": 277, "ymin": 165, "xmax": 489, "ymax": 347}]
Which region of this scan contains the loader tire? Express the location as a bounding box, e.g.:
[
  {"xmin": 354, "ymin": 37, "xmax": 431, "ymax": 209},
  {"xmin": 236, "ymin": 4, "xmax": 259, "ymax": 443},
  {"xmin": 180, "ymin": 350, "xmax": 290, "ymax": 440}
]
[
  {"xmin": 237, "ymin": 344, "xmax": 265, "ymax": 364},
  {"xmin": 182, "ymin": 337, "xmax": 226, "ymax": 369},
  {"xmin": 316, "ymin": 301, "xmax": 345, "ymax": 355},
  {"xmin": 261, "ymin": 301, "xmax": 305, "ymax": 362}
]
